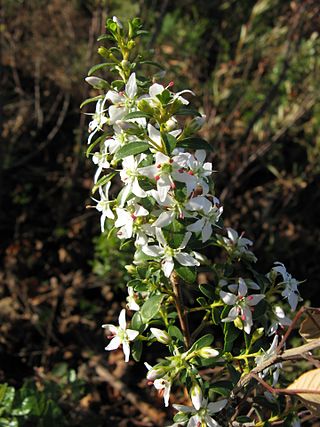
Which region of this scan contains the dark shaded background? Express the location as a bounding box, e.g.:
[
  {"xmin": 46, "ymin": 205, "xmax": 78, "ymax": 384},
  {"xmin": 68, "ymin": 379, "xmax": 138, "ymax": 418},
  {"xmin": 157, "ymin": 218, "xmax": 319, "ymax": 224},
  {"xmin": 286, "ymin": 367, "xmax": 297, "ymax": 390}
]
[{"xmin": 1, "ymin": 0, "xmax": 320, "ymax": 425}]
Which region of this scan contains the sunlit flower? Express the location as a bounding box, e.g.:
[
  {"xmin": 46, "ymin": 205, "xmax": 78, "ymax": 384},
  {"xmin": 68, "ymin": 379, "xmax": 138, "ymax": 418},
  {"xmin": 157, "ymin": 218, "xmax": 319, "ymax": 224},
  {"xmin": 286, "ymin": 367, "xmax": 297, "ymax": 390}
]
[
  {"xmin": 153, "ymin": 377, "xmax": 172, "ymax": 407},
  {"xmin": 87, "ymin": 95, "xmax": 108, "ymax": 145},
  {"xmin": 106, "ymin": 73, "xmax": 140, "ymax": 124},
  {"xmin": 142, "ymin": 229, "xmax": 200, "ymax": 277},
  {"xmin": 102, "ymin": 309, "xmax": 139, "ymax": 362},
  {"xmin": 220, "ymin": 278, "xmax": 265, "ymax": 334},
  {"xmin": 114, "ymin": 201, "xmax": 149, "ymax": 239},
  {"xmin": 186, "ymin": 196, "xmax": 223, "ymax": 242},
  {"xmin": 173, "ymin": 398, "xmax": 227, "ymax": 427},
  {"xmin": 93, "ymin": 181, "xmax": 114, "ymax": 232},
  {"xmin": 119, "ymin": 154, "xmax": 147, "ymax": 205}
]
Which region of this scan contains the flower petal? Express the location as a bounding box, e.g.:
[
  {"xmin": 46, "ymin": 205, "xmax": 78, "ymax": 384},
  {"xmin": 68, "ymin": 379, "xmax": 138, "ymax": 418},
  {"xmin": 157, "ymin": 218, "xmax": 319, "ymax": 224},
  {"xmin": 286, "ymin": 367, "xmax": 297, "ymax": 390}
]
[
  {"xmin": 118, "ymin": 309, "xmax": 126, "ymax": 330},
  {"xmin": 105, "ymin": 336, "xmax": 121, "ymax": 351}
]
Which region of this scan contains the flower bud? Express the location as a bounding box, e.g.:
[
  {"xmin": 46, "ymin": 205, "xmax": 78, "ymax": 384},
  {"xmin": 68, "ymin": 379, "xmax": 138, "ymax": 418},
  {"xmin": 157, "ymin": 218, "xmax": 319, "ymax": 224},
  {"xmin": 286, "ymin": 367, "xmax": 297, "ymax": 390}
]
[
  {"xmin": 98, "ymin": 46, "xmax": 109, "ymax": 58},
  {"xmin": 189, "ymin": 115, "xmax": 206, "ymax": 132},
  {"xmin": 127, "ymin": 40, "xmax": 136, "ymax": 49},
  {"xmin": 234, "ymin": 316, "xmax": 243, "ymax": 330},
  {"xmin": 112, "ymin": 16, "xmax": 123, "ymax": 29},
  {"xmin": 150, "ymin": 328, "xmax": 171, "ymax": 344},
  {"xmin": 190, "ymin": 382, "xmax": 202, "ymax": 411},
  {"xmin": 144, "ymin": 362, "xmax": 167, "ymax": 381},
  {"xmin": 197, "ymin": 347, "xmax": 219, "ymax": 358}
]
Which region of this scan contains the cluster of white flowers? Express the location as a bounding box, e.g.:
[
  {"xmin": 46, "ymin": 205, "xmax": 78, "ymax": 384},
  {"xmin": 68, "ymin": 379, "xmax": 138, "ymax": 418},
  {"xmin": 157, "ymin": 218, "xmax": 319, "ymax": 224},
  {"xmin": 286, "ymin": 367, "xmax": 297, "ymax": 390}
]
[
  {"xmin": 88, "ymin": 72, "xmax": 222, "ymax": 280},
  {"xmin": 85, "ymin": 16, "xmax": 304, "ymax": 425}
]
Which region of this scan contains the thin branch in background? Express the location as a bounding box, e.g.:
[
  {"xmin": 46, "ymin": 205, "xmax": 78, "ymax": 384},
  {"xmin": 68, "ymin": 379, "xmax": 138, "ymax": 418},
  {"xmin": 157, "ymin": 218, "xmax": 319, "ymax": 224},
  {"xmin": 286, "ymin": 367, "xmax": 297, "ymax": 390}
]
[
  {"xmin": 5, "ymin": 94, "xmax": 70, "ymax": 171},
  {"xmin": 147, "ymin": 0, "xmax": 169, "ymax": 49},
  {"xmin": 34, "ymin": 58, "xmax": 43, "ymax": 129}
]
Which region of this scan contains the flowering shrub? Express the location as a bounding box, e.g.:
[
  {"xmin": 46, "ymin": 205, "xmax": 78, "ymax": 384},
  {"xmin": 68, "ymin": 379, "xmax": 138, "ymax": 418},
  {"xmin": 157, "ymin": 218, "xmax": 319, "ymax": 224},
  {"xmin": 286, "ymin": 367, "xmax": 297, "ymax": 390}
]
[{"xmin": 83, "ymin": 17, "xmax": 320, "ymax": 426}]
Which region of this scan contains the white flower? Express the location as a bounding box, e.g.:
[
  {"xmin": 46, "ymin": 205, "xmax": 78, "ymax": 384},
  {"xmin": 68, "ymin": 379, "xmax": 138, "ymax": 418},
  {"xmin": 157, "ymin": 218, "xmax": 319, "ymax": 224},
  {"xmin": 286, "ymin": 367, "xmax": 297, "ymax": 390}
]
[
  {"xmin": 175, "ymin": 150, "xmax": 212, "ymax": 196},
  {"xmin": 93, "ymin": 182, "xmax": 114, "ymax": 232},
  {"xmin": 153, "ymin": 377, "xmax": 172, "ymax": 407},
  {"xmin": 186, "ymin": 196, "xmax": 223, "ymax": 242},
  {"xmin": 271, "ymin": 262, "xmax": 302, "ymax": 311},
  {"xmin": 222, "ymin": 228, "xmax": 257, "ymax": 262},
  {"xmin": 173, "ymin": 398, "xmax": 227, "ymax": 427},
  {"xmin": 145, "ymin": 82, "xmax": 195, "ymax": 107},
  {"xmin": 92, "ymin": 141, "xmax": 110, "ymax": 183},
  {"xmin": 220, "ymin": 278, "xmax": 265, "ymax": 334},
  {"xmin": 149, "ymin": 190, "xmax": 192, "ymax": 228},
  {"xmin": 126, "ymin": 287, "xmax": 140, "ymax": 311},
  {"xmin": 87, "ymin": 95, "xmax": 108, "ymax": 145},
  {"xmin": 268, "ymin": 305, "xmax": 291, "ymax": 336},
  {"xmin": 114, "ymin": 201, "xmax": 149, "ymax": 239},
  {"xmin": 255, "ymin": 335, "xmax": 282, "ymax": 386},
  {"xmin": 102, "ymin": 309, "xmax": 139, "ymax": 362},
  {"xmin": 106, "ymin": 73, "xmax": 140, "ymax": 124},
  {"xmin": 119, "ymin": 154, "xmax": 147, "ymax": 206},
  {"xmin": 142, "ymin": 229, "xmax": 200, "ymax": 277}
]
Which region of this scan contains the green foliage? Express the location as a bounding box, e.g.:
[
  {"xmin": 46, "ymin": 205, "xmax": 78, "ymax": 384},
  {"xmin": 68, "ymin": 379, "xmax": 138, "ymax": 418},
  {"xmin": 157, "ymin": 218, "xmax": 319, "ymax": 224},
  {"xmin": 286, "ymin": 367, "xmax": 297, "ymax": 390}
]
[
  {"xmin": 0, "ymin": 364, "xmax": 85, "ymax": 427},
  {"xmin": 91, "ymin": 220, "xmax": 132, "ymax": 288}
]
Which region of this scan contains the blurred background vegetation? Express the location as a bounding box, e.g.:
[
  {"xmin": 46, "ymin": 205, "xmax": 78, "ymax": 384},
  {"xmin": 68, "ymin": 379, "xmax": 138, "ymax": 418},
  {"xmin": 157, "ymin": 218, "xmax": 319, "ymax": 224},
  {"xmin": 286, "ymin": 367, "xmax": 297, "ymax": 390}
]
[{"xmin": 1, "ymin": 0, "xmax": 320, "ymax": 425}]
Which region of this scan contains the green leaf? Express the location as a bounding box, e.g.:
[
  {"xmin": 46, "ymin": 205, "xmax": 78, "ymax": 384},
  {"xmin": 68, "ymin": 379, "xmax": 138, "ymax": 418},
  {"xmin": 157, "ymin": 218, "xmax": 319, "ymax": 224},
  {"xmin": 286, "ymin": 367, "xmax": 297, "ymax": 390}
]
[
  {"xmin": 132, "ymin": 340, "xmax": 143, "ymax": 362},
  {"xmin": 199, "ymin": 283, "xmax": 215, "ymax": 299},
  {"xmin": 92, "ymin": 172, "xmax": 117, "ymax": 195},
  {"xmin": 11, "ymin": 397, "xmax": 33, "ymax": 416},
  {"xmin": 97, "ymin": 34, "xmax": 114, "ymax": 42},
  {"xmin": 111, "ymin": 80, "xmax": 124, "ymax": 90},
  {"xmin": 131, "ymin": 311, "xmax": 144, "ymax": 331},
  {"xmin": 113, "ymin": 141, "xmax": 150, "ymax": 161},
  {"xmin": 157, "ymin": 89, "xmax": 171, "ymax": 105},
  {"xmin": 140, "ymin": 60, "xmax": 164, "ymax": 69},
  {"xmin": 123, "ymin": 111, "xmax": 151, "ymax": 120},
  {"xmin": 173, "ymin": 413, "xmax": 189, "ymax": 423},
  {"xmin": 140, "ymin": 294, "xmax": 164, "ymax": 323},
  {"xmin": 175, "ymin": 266, "xmax": 196, "ymax": 284},
  {"xmin": 88, "ymin": 63, "xmax": 113, "ymax": 76},
  {"xmin": 189, "ymin": 334, "xmax": 214, "ymax": 353},
  {"xmin": 223, "ymin": 321, "xmax": 240, "ymax": 353},
  {"xmin": 86, "ymin": 133, "xmax": 109, "ymax": 157},
  {"xmin": 175, "ymin": 108, "xmax": 202, "ymax": 116},
  {"xmin": 209, "ymin": 381, "xmax": 233, "ymax": 397},
  {"xmin": 80, "ymin": 95, "xmax": 104, "ymax": 109},
  {"xmin": 161, "ymin": 132, "xmax": 177, "ymax": 155},
  {"xmin": 0, "ymin": 385, "xmax": 14, "ymax": 412},
  {"xmin": 0, "ymin": 418, "xmax": 18, "ymax": 427},
  {"xmin": 168, "ymin": 325, "xmax": 184, "ymax": 343},
  {"xmin": 177, "ymin": 137, "xmax": 212, "ymax": 151}
]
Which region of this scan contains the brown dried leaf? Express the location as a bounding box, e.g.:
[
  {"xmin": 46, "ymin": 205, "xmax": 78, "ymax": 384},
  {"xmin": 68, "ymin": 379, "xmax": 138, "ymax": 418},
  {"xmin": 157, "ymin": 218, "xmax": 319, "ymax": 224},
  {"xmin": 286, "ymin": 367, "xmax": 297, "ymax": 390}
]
[
  {"xmin": 299, "ymin": 311, "xmax": 320, "ymax": 342},
  {"xmin": 287, "ymin": 368, "xmax": 320, "ymax": 416}
]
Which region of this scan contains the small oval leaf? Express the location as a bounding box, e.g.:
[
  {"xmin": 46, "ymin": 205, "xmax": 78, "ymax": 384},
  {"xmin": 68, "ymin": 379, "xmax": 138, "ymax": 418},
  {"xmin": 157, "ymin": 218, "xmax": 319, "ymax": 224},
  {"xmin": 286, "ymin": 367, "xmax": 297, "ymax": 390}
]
[
  {"xmin": 140, "ymin": 294, "xmax": 164, "ymax": 323},
  {"xmin": 114, "ymin": 141, "xmax": 150, "ymax": 161}
]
